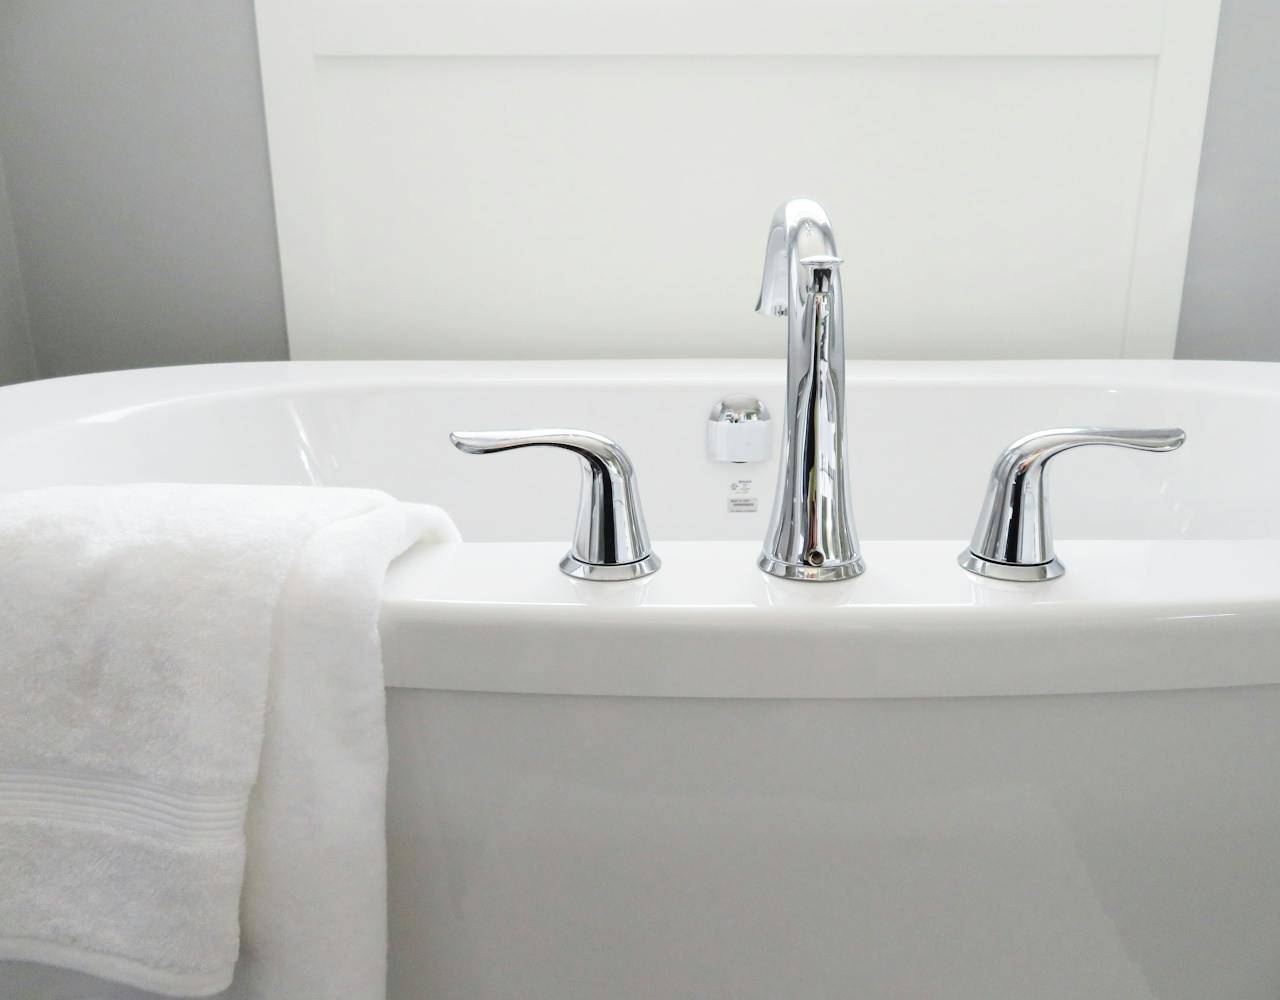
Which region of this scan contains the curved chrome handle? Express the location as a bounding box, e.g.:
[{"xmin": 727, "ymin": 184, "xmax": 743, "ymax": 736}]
[
  {"xmin": 449, "ymin": 428, "xmax": 660, "ymax": 581},
  {"xmin": 960, "ymin": 426, "xmax": 1186, "ymax": 581}
]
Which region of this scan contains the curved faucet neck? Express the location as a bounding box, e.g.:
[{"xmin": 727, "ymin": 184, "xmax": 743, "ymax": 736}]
[
  {"xmin": 756, "ymin": 199, "xmax": 840, "ymax": 319},
  {"xmin": 755, "ymin": 198, "xmax": 864, "ymax": 582}
]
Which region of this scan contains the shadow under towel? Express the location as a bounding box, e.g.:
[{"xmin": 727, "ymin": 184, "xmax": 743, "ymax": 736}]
[{"xmin": 0, "ymin": 484, "xmax": 459, "ymax": 999}]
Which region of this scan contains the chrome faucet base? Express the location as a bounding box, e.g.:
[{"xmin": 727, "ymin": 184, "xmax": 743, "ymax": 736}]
[
  {"xmin": 560, "ymin": 552, "xmax": 661, "ymax": 582},
  {"xmin": 755, "ymin": 199, "xmax": 865, "ymax": 583},
  {"xmin": 758, "ymin": 551, "xmax": 866, "ymax": 583},
  {"xmin": 957, "ymin": 551, "xmax": 1065, "ymax": 583}
]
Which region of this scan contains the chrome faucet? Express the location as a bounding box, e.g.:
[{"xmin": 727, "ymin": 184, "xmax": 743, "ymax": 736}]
[
  {"xmin": 450, "ymin": 428, "xmax": 661, "ymax": 581},
  {"xmin": 755, "ymin": 199, "xmax": 865, "ymax": 581},
  {"xmin": 959, "ymin": 427, "xmax": 1186, "ymax": 581}
]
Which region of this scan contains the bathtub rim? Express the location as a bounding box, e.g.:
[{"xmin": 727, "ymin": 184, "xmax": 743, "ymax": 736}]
[{"xmin": 5, "ymin": 358, "xmax": 1279, "ymax": 700}]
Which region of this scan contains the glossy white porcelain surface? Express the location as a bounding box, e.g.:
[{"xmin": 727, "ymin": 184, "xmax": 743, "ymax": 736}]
[
  {"xmin": 387, "ymin": 685, "xmax": 1280, "ymax": 1000},
  {"xmin": 3, "ymin": 359, "xmax": 1279, "ymax": 998}
]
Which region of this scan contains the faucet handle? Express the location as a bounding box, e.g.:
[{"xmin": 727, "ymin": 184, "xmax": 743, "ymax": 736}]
[
  {"xmin": 959, "ymin": 426, "xmax": 1186, "ymax": 582},
  {"xmin": 449, "ymin": 428, "xmax": 660, "ymax": 581}
]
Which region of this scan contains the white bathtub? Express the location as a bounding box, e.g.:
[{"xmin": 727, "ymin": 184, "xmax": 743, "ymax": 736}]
[{"xmin": 3, "ymin": 359, "xmax": 1280, "ymax": 999}]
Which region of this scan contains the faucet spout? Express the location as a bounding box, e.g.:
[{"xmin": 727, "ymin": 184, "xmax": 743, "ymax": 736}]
[
  {"xmin": 756, "ymin": 199, "xmax": 865, "ymax": 582},
  {"xmin": 755, "ymin": 199, "xmax": 839, "ymax": 317}
]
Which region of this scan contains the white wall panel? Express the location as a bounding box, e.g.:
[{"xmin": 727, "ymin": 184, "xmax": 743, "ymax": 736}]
[{"xmin": 256, "ymin": 0, "xmax": 1220, "ymax": 360}]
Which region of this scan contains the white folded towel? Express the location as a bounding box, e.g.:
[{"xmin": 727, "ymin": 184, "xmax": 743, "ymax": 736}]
[{"xmin": 0, "ymin": 484, "xmax": 458, "ymax": 999}]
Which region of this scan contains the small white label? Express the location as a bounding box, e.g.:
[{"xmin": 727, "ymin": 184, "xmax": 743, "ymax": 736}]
[{"xmin": 727, "ymin": 479, "xmax": 758, "ymax": 513}]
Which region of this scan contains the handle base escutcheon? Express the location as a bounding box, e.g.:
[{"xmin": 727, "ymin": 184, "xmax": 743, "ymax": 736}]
[
  {"xmin": 561, "ymin": 552, "xmax": 662, "ymax": 582},
  {"xmin": 957, "ymin": 551, "xmax": 1065, "ymax": 583}
]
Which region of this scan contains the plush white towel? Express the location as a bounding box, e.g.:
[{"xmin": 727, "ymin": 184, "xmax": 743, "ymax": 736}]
[{"xmin": 0, "ymin": 484, "xmax": 458, "ymax": 999}]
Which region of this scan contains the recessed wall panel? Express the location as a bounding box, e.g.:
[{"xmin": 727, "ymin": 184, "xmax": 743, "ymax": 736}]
[{"xmin": 255, "ymin": 0, "xmax": 1220, "ymax": 359}]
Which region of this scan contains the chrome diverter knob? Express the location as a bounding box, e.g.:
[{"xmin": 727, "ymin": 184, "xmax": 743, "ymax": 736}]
[
  {"xmin": 959, "ymin": 427, "xmax": 1186, "ymax": 582},
  {"xmin": 450, "ymin": 428, "xmax": 660, "ymax": 581}
]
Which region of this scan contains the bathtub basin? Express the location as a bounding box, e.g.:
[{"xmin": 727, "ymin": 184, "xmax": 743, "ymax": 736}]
[{"xmin": 2, "ymin": 359, "xmax": 1279, "ymax": 999}]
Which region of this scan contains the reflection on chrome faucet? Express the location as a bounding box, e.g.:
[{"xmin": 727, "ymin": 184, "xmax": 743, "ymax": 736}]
[{"xmin": 755, "ymin": 199, "xmax": 865, "ymax": 582}]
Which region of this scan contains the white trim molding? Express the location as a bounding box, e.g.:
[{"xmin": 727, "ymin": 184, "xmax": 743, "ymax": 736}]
[{"xmin": 256, "ymin": 0, "xmax": 1220, "ymax": 360}]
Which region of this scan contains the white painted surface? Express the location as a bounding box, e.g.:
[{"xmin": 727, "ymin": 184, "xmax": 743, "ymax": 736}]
[
  {"xmin": 3, "ymin": 357, "xmax": 1279, "ymax": 997},
  {"xmin": 255, "ymin": 0, "xmax": 1220, "ymax": 362}
]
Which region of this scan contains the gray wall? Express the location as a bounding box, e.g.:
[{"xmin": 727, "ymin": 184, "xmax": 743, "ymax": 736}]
[
  {"xmin": 0, "ymin": 0, "xmax": 1274, "ymax": 382},
  {"xmin": 0, "ymin": 0, "xmax": 287, "ymax": 382},
  {"xmin": 0, "ymin": 150, "xmax": 37, "ymax": 384},
  {"xmin": 1177, "ymin": 0, "xmax": 1280, "ymax": 360}
]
